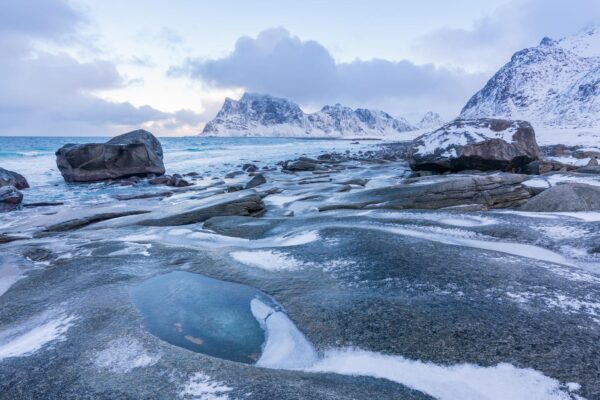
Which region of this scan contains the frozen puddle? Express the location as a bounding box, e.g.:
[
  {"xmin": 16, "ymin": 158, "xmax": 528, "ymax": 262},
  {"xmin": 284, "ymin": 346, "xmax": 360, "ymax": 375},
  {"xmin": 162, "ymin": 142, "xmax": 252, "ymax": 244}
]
[
  {"xmin": 133, "ymin": 271, "xmax": 274, "ymax": 364},
  {"xmin": 0, "ymin": 311, "xmax": 76, "ymax": 361},
  {"xmin": 133, "ymin": 273, "xmax": 583, "ymax": 399}
]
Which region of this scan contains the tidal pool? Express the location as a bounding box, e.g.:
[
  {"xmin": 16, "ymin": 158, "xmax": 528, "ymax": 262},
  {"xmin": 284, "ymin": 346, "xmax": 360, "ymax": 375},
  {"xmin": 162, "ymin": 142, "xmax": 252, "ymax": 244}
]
[{"xmin": 133, "ymin": 271, "xmax": 274, "ymax": 364}]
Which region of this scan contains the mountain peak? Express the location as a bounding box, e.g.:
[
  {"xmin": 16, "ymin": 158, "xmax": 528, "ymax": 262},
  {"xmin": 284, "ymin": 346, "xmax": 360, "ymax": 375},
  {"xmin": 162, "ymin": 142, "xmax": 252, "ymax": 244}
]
[
  {"xmin": 460, "ymin": 28, "xmax": 600, "ymax": 130},
  {"xmin": 202, "ymin": 94, "xmax": 415, "ymax": 137}
]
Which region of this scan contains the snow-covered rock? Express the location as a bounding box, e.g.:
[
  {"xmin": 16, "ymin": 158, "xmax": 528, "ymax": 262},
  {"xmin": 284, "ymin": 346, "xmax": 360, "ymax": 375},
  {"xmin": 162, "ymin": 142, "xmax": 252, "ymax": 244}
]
[
  {"xmin": 460, "ymin": 27, "xmax": 600, "ymax": 130},
  {"xmin": 417, "ymin": 112, "xmax": 444, "ymax": 130},
  {"xmin": 202, "ymin": 93, "xmax": 416, "ymax": 138},
  {"xmin": 408, "ymin": 118, "xmax": 541, "ymax": 172}
]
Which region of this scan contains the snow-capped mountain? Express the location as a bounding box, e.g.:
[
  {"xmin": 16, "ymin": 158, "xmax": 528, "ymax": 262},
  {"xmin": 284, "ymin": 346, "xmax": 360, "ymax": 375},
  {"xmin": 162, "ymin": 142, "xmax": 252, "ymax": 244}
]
[
  {"xmin": 460, "ymin": 27, "xmax": 600, "ymax": 130},
  {"xmin": 202, "ymin": 93, "xmax": 415, "ymax": 137},
  {"xmin": 417, "ymin": 112, "xmax": 444, "ymax": 130}
]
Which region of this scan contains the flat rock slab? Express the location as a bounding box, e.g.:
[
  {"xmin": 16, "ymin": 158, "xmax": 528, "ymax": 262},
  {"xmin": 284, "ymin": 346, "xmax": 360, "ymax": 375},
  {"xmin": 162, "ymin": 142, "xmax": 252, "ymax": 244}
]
[
  {"xmin": 94, "ymin": 190, "xmax": 265, "ymax": 227},
  {"xmin": 321, "ymin": 174, "xmax": 531, "ymax": 211}
]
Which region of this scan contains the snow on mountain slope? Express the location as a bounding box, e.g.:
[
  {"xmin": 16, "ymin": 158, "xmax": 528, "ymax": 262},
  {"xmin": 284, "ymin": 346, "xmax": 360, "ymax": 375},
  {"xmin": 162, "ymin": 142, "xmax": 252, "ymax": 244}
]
[
  {"xmin": 460, "ymin": 27, "xmax": 600, "ymax": 131},
  {"xmin": 417, "ymin": 112, "xmax": 444, "ymax": 130},
  {"xmin": 202, "ymin": 93, "xmax": 416, "ymax": 138}
]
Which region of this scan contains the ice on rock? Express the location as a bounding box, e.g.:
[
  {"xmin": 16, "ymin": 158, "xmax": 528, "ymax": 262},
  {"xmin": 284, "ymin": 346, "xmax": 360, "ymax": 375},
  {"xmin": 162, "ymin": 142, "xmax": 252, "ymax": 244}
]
[{"xmin": 251, "ymin": 299, "xmax": 318, "ymax": 369}]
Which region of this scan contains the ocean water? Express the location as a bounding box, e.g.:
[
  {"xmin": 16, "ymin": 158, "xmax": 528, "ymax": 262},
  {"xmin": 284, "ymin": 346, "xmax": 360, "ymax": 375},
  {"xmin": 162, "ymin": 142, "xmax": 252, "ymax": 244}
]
[{"xmin": 0, "ymin": 136, "xmax": 378, "ymax": 205}]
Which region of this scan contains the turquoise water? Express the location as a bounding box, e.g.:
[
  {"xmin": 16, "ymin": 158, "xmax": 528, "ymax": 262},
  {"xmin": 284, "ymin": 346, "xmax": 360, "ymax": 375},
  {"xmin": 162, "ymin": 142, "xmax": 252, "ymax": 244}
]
[
  {"xmin": 133, "ymin": 271, "xmax": 274, "ymax": 363},
  {"xmin": 0, "ymin": 136, "xmax": 378, "ymax": 205}
]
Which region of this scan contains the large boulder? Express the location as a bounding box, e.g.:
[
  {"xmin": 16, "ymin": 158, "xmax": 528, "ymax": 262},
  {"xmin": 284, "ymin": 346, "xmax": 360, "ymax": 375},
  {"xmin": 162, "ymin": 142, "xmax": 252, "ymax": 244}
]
[
  {"xmin": 0, "ymin": 185, "xmax": 23, "ymax": 212},
  {"xmin": 320, "ymin": 173, "xmax": 532, "ymax": 211},
  {"xmin": 409, "ymin": 119, "xmax": 541, "ymax": 173},
  {"xmin": 55, "ymin": 130, "xmax": 165, "ymax": 182},
  {"xmin": 521, "ymin": 183, "xmax": 600, "ymax": 212},
  {"xmin": 0, "ymin": 167, "xmax": 29, "ymax": 189}
]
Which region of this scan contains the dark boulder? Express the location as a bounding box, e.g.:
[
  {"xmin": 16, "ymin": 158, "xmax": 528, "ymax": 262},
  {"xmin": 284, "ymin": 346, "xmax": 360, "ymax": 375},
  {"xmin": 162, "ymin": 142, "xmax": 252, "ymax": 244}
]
[
  {"xmin": 524, "ymin": 160, "xmax": 576, "ymax": 175},
  {"xmin": 0, "ymin": 167, "xmax": 29, "ymax": 189},
  {"xmin": 0, "ymin": 185, "xmax": 23, "ymax": 211},
  {"xmin": 284, "ymin": 160, "xmax": 322, "ymax": 172},
  {"xmin": 409, "ymin": 119, "xmax": 541, "ymax": 173},
  {"xmin": 245, "ymin": 174, "xmax": 267, "ymax": 189},
  {"xmin": 55, "ymin": 129, "xmax": 165, "ymax": 182},
  {"xmin": 521, "ymin": 183, "xmax": 600, "ymax": 212}
]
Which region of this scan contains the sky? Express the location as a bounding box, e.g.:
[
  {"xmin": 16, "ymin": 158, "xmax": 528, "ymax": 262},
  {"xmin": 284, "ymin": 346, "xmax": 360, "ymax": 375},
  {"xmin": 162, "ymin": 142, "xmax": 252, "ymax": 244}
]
[{"xmin": 1, "ymin": 0, "xmax": 599, "ymax": 136}]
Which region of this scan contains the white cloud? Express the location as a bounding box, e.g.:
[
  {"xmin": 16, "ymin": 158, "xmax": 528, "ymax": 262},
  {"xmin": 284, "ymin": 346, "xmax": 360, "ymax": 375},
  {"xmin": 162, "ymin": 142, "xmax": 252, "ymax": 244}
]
[
  {"xmin": 171, "ymin": 27, "xmax": 486, "ymax": 118},
  {"xmin": 0, "ymin": 0, "xmax": 202, "ymax": 136},
  {"xmin": 412, "ymin": 0, "xmax": 600, "ymax": 72}
]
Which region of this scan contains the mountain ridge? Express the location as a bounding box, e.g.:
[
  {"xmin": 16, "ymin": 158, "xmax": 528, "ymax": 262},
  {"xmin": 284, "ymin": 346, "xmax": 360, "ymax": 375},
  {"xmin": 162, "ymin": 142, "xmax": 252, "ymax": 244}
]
[{"xmin": 202, "ymin": 93, "xmax": 417, "ymax": 138}]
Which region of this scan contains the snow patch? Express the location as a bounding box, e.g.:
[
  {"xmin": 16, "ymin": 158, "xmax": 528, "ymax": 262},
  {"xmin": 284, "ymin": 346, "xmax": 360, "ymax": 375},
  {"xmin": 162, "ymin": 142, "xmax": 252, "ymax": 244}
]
[
  {"xmin": 231, "ymin": 250, "xmax": 307, "ymax": 271},
  {"xmin": 251, "ymin": 299, "xmax": 318, "ymax": 369},
  {"xmin": 0, "ymin": 312, "xmax": 76, "ymax": 361},
  {"xmin": 94, "ymin": 337, "xmax": 160, "ymax": 373},
  {"xmin": 179, "ymin": 372, "xmax": 232, "ymax": 400},
  {"xmin": 307, "ymin": 349, "xmax": 582, "ymax": 400}
]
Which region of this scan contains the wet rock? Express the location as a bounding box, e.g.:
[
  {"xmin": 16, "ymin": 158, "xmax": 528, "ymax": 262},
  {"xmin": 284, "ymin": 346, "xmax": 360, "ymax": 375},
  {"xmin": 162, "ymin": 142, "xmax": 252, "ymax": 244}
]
[
  {"xmin": 0, "ymin": 233, "xmax": 28, "ymax": 243},
  {"xmin": 242, "ymin": 163, "xmax": 258, "ymax": 172},
  {"xmin": 524, "ymin": 160, "xmax": 576, "ymax": 175},
  {"xmin": 227, "ymin": 185, "xmax": 244, "ymax": 193},
  {"xmin": 245, "ymin": 174, "xmax": 267, "ymax": 189},
  {"xmin": 521, "ymin": 183, "xmax": 600, "ymax": 212},
  {"xmin": 149, "ymin": 175, "xmax": 191, "ymax": 187},
  {"xmin": 409, "ymin": 119, "xmax": 541, "ymax": 173},
  {"xmin": 99, "ymin": 191, "xmax": 266, "ymax": 227},
  {"xmin": 225, "ymin": 171, "xmax": 245, "ymax": 179},
  {"xmin": 42, "ymin": 210, "xmax": 150, "ymax": 233},
  {"xmin": 23, "ymin": 201, "xmax": 64, "ymax": 208},
  {"xmin": 112, "ymin": 191, "xmax": 173, "ymax": 201},
  {"xmin": 0, "ymin": 185, "xmax": 23, "ymax": 211},
  {"xmin": 0, "ymin": 167, "xmax": 29, "ymax": 189},
  {"xmin": 575, "ymin": 166, "xmax": 600, "ymax": 175},
  {"xmin": 23, "ymin": 247, "xmax": 54, "ymax": 262},
  {"xmin": 284, "ymin": 160, "xmax": 322, "ymax": 172},
  {"xmin": 340, "ymin": 178, "xmax": 369, "ymax": 186},
  {"xmin": 321, "ymin": 174, "xmax": 531, "ymax": 211},
  {"xmin": 55, "ymin": 129, "xmax": 165, "ymax": 182}
]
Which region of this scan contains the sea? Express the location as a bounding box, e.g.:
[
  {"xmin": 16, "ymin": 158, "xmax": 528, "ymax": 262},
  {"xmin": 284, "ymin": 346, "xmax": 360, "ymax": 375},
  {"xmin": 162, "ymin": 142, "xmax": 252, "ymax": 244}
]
[{"xmin": 0, "ymin": 136, "xmax": 380, "ymax": 206}]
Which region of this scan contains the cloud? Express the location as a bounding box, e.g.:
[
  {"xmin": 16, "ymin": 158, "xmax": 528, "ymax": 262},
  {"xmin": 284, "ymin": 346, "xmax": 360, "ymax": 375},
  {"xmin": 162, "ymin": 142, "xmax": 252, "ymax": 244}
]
[
  {"xmin": 170, "ymin": 27, "xmax": 485, "ymax": 118},
  {"xmin": 0, "ymin": 0, "xmax": 201, "ymax": 136},
  {"xmin": 413, "ymin": 0, "xmax": 600, "ymax": 72}
]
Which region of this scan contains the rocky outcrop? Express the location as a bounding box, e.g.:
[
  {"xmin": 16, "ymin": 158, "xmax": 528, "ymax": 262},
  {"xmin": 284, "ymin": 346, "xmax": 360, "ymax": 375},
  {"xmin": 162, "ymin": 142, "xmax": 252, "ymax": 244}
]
[
  {"xmin": 321, "ymin": 173, "xmax": 532, "ymax": 211},
  {"xmin": 55, "ymin": 130, "xmax": 165, "ymax": 182},
  {"xmin": 409, "ymin": 119, "xmax": 541, "ymax": 173},
  {"xmin": 521, "ymin": 183, "xmax": 600, "ymax": 212},
  {"xmin": 0, "ymin": 186, "xmax": 23, "ymax": 212},
  {"xmin": 0, "ymin": 168, "xmax": 29, "ymax": 189}
]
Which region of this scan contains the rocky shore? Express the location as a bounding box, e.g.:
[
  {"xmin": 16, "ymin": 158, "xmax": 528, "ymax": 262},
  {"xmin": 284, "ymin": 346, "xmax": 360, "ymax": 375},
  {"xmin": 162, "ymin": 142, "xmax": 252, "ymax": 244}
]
[{"xmin": 1, "ymin": 123, "xmax": 599, "ymax": 399}]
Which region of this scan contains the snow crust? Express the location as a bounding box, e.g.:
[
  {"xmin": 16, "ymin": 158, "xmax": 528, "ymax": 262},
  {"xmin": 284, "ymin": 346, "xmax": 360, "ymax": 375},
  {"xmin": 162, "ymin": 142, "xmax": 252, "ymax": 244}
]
[
  {"xmin": 230, "ymin": 250, "xmax": 305, "ymax": 271},
  {"xmin": 0, "ymin": 312, "xmax": 76, "ymax": 360},
  {"xmin": 94, "ymin": 337, "xmax": 160, "ymax": 373},
  {"xmin": 179, "ymin": 372, "xmax": 232, "ymax": 400}
]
